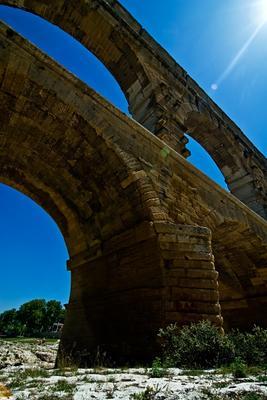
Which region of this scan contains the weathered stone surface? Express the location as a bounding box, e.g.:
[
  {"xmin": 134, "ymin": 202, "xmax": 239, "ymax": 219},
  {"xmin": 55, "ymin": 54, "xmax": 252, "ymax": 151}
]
[
  {"xmin": 0, "ymin": 1, "xmax": 266, "ymax": 364},
  {"xmin": 0, "ymin": 340, "xmax": 57, "ymax": 369}
]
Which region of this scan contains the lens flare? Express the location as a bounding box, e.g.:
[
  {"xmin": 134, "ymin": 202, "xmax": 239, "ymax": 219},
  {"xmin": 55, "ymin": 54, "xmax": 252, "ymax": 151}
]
[{"xmin": 211, "ymin": 1, "xmax": 267, "ymax": 91}]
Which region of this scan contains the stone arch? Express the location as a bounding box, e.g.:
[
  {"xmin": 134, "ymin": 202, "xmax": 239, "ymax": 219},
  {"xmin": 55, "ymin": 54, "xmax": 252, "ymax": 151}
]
[
  {"xmin": 0, "ymin": 4, "xmax": 129, "ymax": 114},
  {"xmin": 183, "ymin": 108, "xmax": 253, "ymax": 183},
  {"xmin": 0, "ymin": 0, "xmax": 151, "ymax": 118},
  {"xmin": 0, "ymin": 165, "xmax": 86, "ymax": 258},
  {"xmin": 1, "ymin": 1, "xmax": 265, "ymax": 221},
  {"xmin": 0, "ymin": 74, "xmax": 158, "ymax": 259},
  {"xmin": 0, "ymin": 1, "xmax": 265, "ymax": 355},
  {"xmin": 0, "ymin": 118, "xmax": 164, "ymax": 361},
  {"xmin": 0, "ymin": 20, "xmax": 170, "ymax": 363},
  {"xmin": 0, "ymin": 82, "xmax": 159, "ymax": 363},
  {"xmin": 174, "ymin": 95, "xmax": 267, "ymax": 218},
  {"xmin": 0, "ymin": 0, "xmax": 192, "ymax": 156},
  {"xmin": 0, "ymin": 179, "xmax": 70, "ymax": 300},
  {"xmin": 0, "ymin": 18, "xmax": 227, "ymax": 363}
]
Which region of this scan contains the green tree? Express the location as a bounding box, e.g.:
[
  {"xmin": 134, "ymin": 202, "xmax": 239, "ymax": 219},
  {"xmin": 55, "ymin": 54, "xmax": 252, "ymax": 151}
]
[
  {"xmin": 17, "ymin": 299, "xmax": 47, "ymax": 336},
  {"xmin": 44, "ymin": 300, "xmax": 65, "ymax": 331},
  {"xmin": 0, "ymin": 308, "xmax": 23, "ymax": 336},
  {"xmin": 0, "ymin": 299, "xmax": 65, "ymax": 337}
]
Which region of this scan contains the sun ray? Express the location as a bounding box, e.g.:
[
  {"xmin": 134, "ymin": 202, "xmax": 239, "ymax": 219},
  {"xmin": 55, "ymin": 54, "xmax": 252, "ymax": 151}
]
[{"xmin": 211, "ymin": 0, "xmax": 267, "ymax": 91}]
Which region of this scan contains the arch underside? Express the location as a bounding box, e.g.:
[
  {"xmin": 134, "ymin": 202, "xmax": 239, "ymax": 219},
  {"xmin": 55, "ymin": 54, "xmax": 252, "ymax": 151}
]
[
  {"xmin": 212, "ymin": 223, "xmax": 267, "ymax": 330},
  {"xmin": 0, "ymin": 15, "xmax": 266, "ymax": 362}
]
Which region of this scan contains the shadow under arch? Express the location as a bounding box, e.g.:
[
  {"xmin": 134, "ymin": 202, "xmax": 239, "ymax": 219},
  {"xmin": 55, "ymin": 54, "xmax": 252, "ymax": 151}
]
[{"xmin": 211, "ymin": 217, "xmax": 267, "ymax": 331}]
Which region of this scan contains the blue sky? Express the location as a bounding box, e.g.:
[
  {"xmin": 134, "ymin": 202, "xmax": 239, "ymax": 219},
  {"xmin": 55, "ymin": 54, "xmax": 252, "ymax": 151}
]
[{"xmin": 0, "ymin": 1, "xmax": 266, "ymax": 312}]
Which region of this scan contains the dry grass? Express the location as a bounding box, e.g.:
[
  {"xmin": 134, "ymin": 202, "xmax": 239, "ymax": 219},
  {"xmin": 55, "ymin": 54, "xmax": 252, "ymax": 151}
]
[{"xmin": 0, "ymin": 382, "xmax": 12, "ymax": 398}]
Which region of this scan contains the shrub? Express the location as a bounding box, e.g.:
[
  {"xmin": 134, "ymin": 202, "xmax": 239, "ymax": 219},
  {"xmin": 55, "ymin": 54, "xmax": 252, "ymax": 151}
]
[
  {"xmin": 52, "ymin": 379, "xmax": 76, "ymax": 393},
  {"xmin": 130, "ymin": 386, "xmax": 160, "ymax": 400},
  {"xmin": 38, "ymin": 395, "xmax": 73, "ymax": 400},
  {"xmin": 242, "ymin": 393, "xmax": 265, "ymax": 400},
  {"xmin": 257, "ymin": 374, "xmax": 267, "ymax": 383},
  {"xmin": 149, "ymin": 357, "xmax": 168, "ymax": 378},
  {"xmin": 10, "ymin": 368, "xmax": 50, "ymax": 388},
  {"xmin": 229, "ymin": 357, "xmax": 247, "ymax": 379},
  {"xmin": 229, "ymin": 326, "xmax": 267, "ymax": 366},
  {"xmin": 158, "ymin": 320, "xmax": 235, "ymax": 368}
]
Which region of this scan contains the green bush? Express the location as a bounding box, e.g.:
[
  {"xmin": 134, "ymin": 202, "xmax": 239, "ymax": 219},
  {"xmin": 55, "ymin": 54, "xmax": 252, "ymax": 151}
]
[
  {"xmin": 10, "ymin": 369, "xmax": 50, "ymax": 388},
  {"xmin": 229, "ymin": 357, "xmax": 247, "ymax": 378},
  {"xmin": 52, "ymin": 379, "xmax": 76, "ymax": 393},
  {"xmin": 257, "ymin": 374, "xmax": 267, "ymax": 383},
  {"xmin": 229, "ymin": 326, "xmax": 267, "ymax": 366},
  {"xmin": 149, "ymin": 357, "xmax": 168, "ymax": 378},
  {"xmin": 158, "ymin": 320, "xmax": 235, "ymax": 368},
  {"xmin": 130, "ymin": 387, "xmax": 159, "ymax": 400},
  {"xmin": 242, "ymin": 393, "xmax": 265, "ymax": 400}
]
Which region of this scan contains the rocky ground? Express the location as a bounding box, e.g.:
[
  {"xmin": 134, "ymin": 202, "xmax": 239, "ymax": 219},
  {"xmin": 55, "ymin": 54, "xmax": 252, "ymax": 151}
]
[{"xmin": 0, "ymin": 339, "xmax": 267, "ymax": 399}]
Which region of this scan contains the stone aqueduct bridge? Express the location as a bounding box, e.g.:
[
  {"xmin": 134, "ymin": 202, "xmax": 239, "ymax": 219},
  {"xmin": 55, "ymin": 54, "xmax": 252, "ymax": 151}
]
[{"xmin": 0, "ymin": 0, "xmax": 266, "ymax": 363}]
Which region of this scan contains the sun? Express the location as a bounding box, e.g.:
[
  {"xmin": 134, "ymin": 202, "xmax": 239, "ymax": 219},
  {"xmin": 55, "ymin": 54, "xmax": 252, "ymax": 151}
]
[{"xmin": 255, "ymin": 0, "xmax": 267, "ymax": 25}]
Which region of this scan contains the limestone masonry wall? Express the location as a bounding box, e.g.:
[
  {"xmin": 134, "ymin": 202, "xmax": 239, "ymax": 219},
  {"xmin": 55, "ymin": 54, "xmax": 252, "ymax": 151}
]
[{"xmin": 0, "ymin": 1, "xmax": 266, "ymax": 364}]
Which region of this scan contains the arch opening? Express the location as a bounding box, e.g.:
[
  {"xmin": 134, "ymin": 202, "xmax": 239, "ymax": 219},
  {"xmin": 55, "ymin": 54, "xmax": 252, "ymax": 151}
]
[
  {"xmin": 186, "ymin": 135, "xmax": 228, "ymax": 190},
  {"xmin": 0, "ymin": 182, "xmax": 70, "ymax": 339}
]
